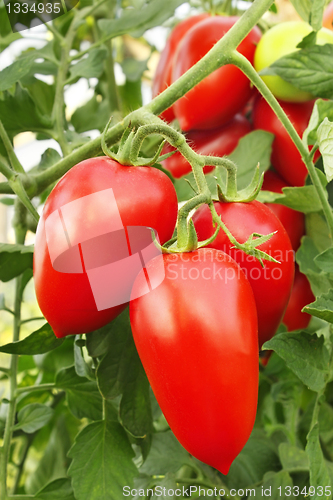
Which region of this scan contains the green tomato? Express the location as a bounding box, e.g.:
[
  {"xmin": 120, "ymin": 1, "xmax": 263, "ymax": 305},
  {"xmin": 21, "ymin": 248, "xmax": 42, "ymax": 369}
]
[{"xmin": 254, "ymin": 21, "xmax": 333, "ymax": 102}]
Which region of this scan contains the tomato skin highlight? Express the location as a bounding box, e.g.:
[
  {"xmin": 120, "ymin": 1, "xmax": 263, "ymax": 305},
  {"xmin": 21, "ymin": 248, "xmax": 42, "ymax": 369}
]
[
  {"xmin": 162, "ymin": 114, "xmax": 252, "ymax": 178},
  {"xmin": 254, "ymin": 21, "xmax": 333, "ymax": 102},
  {"xmin": 152, "ymin": 13, "xmax": 209, "ymax": 122},
  {"xmin": 34, "ymin": 157, "xmax": 178, "ymax": 338},
  {"xmin": 130, "ymin": 248, "xmax": 259, "ymax": 474},
  {"xmin": 283, "ymin": 267, "xmax": 315, "ymax": 331},
  {"xmin": 172, "ymin": 16, "xmax": 261, "ymax": 131},
  {"xmin": 262, "ymin": 170, "xmax": 305, "ymax": 252},
  {"xmin": 193, "ymin": 201, "xmax": 294, "ymax": 347},
  {"xmin": 252, "ymin": 97, "xmax": 318, "ymax": 187}
]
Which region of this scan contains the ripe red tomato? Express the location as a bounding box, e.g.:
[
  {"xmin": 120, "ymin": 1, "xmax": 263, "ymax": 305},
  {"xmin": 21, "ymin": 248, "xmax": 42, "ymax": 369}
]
[
  {"xmin": 162, "ymin": 114, "xmax": 252, "ymax": 178},
  {"xmin": 282, "ymin": 266, "xmax": 315, "ymax": 331},
  {"xmin": 130, "ymin": 248, "xmax": 258, "ymax": 474},
  {"xmin": 323, "ymin": 2, "xmax": 333, "ymax": 30},
  {"xmin": 172, "ymin": 16, "xmax": 261, "ymax": 131},
  {"xmin": 193, "ymin": 201, "xmax": 294, "ymax": 347},
  {"xmin": 252, "ymin": 97, "xmax": 318, "ymax": 187},
  {"xmin": 262, "ymin": 170, "xmax": 305, "ymax": 251},
  {"xmin": 34, "ymin": 157, "xmax": 178, "ymax": 338},
  {"xmin": 152, "ymin": 14, "xmax": 208, "ymax": 122}
]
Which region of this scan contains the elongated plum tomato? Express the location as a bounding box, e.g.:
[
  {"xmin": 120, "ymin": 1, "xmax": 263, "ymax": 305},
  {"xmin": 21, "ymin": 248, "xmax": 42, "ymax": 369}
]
[
  {"xmin": 162, "ymin": 114, "xmax": 252, "ymax": 178},
  {"xmin": 323, "ymin": 2, "xmax": 333, "ymax": 30},
  {"xmin": 130, "ymin": 248, "xmax": 258, "ymax": 474},
  {"xmin": 262, "ymin": 170, "xmax": 305, "ymax": 251},
  {"xmin": 152, "ymin": 13, "xmax": 208, "ymax": 122},
  {"xmin": 193, "ymin": 201, "xmax": 294, "ymax": 347},
  {"xmin": 252, "ymin": 97, "xmax": 319, "ymax": 187},
  {"xmin": 34, "ymin": 157, "xmax": 178, "ymax": 338},
  {"xmin": 172, "ymin": 16, "xmax": 261, "ymax": 131},
  {"xmin": 283, "ymin": 266, "xmax": 315, "ymax": 331},
  {"xmin": 254, "ymin": 21, "xmax": 333, "ymax": 102}
]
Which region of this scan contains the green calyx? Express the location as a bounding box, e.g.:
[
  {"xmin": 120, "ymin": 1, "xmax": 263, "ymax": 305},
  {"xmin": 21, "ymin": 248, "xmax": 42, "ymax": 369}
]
[
  {"xmin": 217, "ymin": 165, "xmax": 264, "ymax": 203},
  {"xmin": 152, "ymin": 221, "xmax": 220, "ymax": 254}
]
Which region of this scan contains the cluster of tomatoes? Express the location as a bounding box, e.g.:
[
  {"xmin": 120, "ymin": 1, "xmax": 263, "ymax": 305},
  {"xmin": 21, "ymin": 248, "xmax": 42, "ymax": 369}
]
[{"xmin": 33, "ymin": 9, "xmax": 333, "ymax": 477}]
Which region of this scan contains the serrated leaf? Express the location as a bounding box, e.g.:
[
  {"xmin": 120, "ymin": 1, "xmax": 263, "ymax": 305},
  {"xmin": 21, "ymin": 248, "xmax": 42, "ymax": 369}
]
[
  {"xmin": 263, "ymin": 332, "xmax": 329, "ymax": 392},
  {"xmin": 303, "ymin": 290, "xmax": 333, "ymax": 323},
  {"xmin": 317, "ymin": 118, "xmax": 333, "ymax": 182},
  {"xmin": 289, "ymin": 0, "xmax": 326, "ymax": 29},
  {"xmin": 13, "ymin": 403, "xmax": 54, "ymax": 433},
  {"xmin": 297, "ymin": 236, "xmax": 333, "ymax": 296},
  {"xmin": 98, "ymin": 0, "xmax": 184, "ymax": 39},
  {"xmin": 34, "ymin": 478, "xmax": 75, "ymax": 500},
  {"xmin": 0, "ymin": 323, "xmax": 64, "ymax": 355},
  {"xmin": 254, "ymin": 470, "xmax": 293, "ymax": 499},
  {"xmin": 257, "ymin": 185, "xmax": 323, "ymax": 213},
  {"xmin": 71, "ymin": 95, "xmax": 110, "ymax": 134},
  {"xmin": 315, "ymin": 248, "xmax": 333, "ymax": 273},
  {"xmin": 69, "ymin": 48, "xmax": 107, "ymax": 81},
  {"xmin": 262, "ymin": 44, "xmax": 333, "ymax": 100},
  {"xmin": 0, "ymin": 242, "xmax": 33, "ymax": 282},
  {"xmin": 0, "ymin": 57, "xmax": 34, "ymax": 91},
  {"xmin": 303, "ymin": 99, "xmax": 333, "ymax": 146},
  {"xmin": 56, "ymin": 366, "xmax": 103, "ymax": 421},
  {"xmin": 68, "ymin": 420, "xmax": 138, "ymax": 500},
  {"xmin": 140, "ymin": 431, "xmax": 191, "ymax": 475},
  {"xmin": 306, "ymin": 424, "xmax": 332, "ymax": 499},
  {"xmin": 297, "ymin": 30, "xmax": 317, "ymax": 49},
  {"xmin": 278, "ymin": 443, "xmax": 309, "ymax": 472}
]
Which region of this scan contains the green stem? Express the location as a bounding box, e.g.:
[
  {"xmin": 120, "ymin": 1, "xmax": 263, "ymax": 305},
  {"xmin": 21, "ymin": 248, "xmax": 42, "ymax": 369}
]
[
  {"xmin": 15, "ymin": 383, "xmax": 56, "ymax": 396},
  {"xmin": 0, "ymin": 216, "xmax": 26, "ymax": 500},
  {"xmin": 0, "ymin": 121, "xmax": 24, "ymax": 174},
  {"xmin": 0, "ymin": 158, "xmax": 14, "ymax": 180},
  {"xmin": 20, "ymin": 316, "xmax": 44, "ymax": 325},
  {"xmin": 105, "ymin": 39, "xmax": 121, "ymax": 112},
  {"xmin": 230, "ymin": 50, "xmax": 333, "ymax": 240},
  {"xmin": 0, "ymin": 367, "xmax": 11, "ymax": 375},
  {"xmin": 8, "ymin": 176, "xmax": 39, "ymax": 223}
]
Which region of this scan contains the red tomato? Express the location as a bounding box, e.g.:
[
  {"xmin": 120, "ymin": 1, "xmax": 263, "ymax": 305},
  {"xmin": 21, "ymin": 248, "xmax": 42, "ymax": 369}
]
[
  {"xmin": 262, "ymin": 170, "xmax": 305, "ymax": 251},
  {"xmin": 152, "ymin": 14, "xmax": 209, "ymax": 122},
  {"xmin": 323, "ymin": 2, "xmax": 333, "ymax": 30},
  {"xmin": 162, "ymin": 114, "xmax": 252, "ymax": 178},
  {"xmin": 252, "ymin": 97, "xmax": 318, "ymax": 187},
  {"xmin": 130, "ymin": 248, "xmax": 258, "ymax": 474},
  {"xmin": 193, "ymin": 201, "xmax": 294, "ymax": 347},
  {"xmin": 34, "ymin": 158, "xmax": 178, "ymax": 338},
  {"xmin": 283, "ymin": 266, "xmax": 315, "ymax": 331},
  {"xmin": 172, "ymin": 16, "xmax": 261, "ymax": 131}
]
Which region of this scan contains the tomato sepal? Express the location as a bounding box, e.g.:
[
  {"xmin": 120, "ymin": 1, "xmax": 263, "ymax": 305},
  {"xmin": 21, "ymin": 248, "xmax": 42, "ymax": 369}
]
[{"xmin": 216, "ymin": 165, "xmax": 264, "ymax": 204}]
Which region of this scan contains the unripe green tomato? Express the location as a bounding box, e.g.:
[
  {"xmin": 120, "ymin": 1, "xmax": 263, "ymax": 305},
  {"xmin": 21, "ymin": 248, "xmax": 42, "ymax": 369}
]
[{"xmin": 254, "ymin": 21, "xmax": 333, "ymax": 102}]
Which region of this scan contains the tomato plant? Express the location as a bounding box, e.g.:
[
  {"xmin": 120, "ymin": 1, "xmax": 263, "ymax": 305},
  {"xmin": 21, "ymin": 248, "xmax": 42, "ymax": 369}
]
[
  {"xmin": 262, "ymin": 170, "xmax": 305, "ymax": 251},
  {"xmin": 34, "ymin": 157, "xmax": 178, "ymax": 338},
  {"xmin": 162, "ymin": 114, "xmax": 251, "ymax": 178},
  {"xmin": 172, "ymin": 16, "xmax": 261, "ymax": 130},
  {"xmin": 152, "ymin": 13, "xmax": 208, "ymax": 122},
  {"xmin": 193, "ymin": 201, "xmax": 294, "ymax": 347},
  {"xmin": 130, "ymin": 248, "xmax": 259, "ymax": 475},
  {"xmin": 252, "ymin": 96, "xmax": 318, "ymax": 186},
  {"xmin": 254, "ymin": 21, "xmax": 333, "ymax": 102}
]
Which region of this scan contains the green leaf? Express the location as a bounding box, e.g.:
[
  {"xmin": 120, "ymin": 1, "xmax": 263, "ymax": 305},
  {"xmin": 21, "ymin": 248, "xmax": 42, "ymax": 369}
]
[
  {"xmin": 261, "ymin": 44, "xmax": 333, "ymax": 100},
  {"xmin": 314, "ymin": 248, "xmax": 333, "ymax": 273},
  {"xmin": 303, "ymin": 99, "xmax": 333, "ymax": 146},
  {"xmin": 306, "ymin": 424, "xmax": 332, "ymax": 499},
  {"xmin": 98, "ymin": 0, "xmax": 185, "ymax": 39},
  {"xmin": 257, "ymin": 185, "xmax": 323, "ymax": 213},
  {"xmin": 34, "ymin": 478, "xmax": 75, "ymax": 500},
  {"xmin": 68, "ymin": 420, "xmax": 138, "ymax": 500},
  {"xmin": 0, "ymin": 196, "xmax": 14, "ymax": 205},
  {"xmin": 71, "ymin": 95, "xmax": 110, "ymax": 134},
  {"xmin": 69, "ymin": 48, "xmax": 107, "ymax": 81},
  {"xmin": 0, "ymin": 57, "xmax": 34, "ymax": 91},
  {"xmin": 303, "ymin": 289, "xmax": 333, "ymax": 323},
  {"xmin": 13, "ymin": 403, "xmax": 54, "ymax": 433},
  {"xmin": 38, "ymin": 148, "xmax": 62, "ymax": 171},
  {"xmin": 306, "ymin": 213, "xmax": 332, "ymax": 253},
  {"xmin": 56, "ymin": 366, "xmax": 103, "ymax": 421},
  {"xmin": 263, "ymin": 332, "xmax": 329, "ymax": 392},
  {"xmin": 0, "ymin": 84, "xmax": 53, "ymax": 135},
  {"xmin": 297, "ymin": 30, "xmax": 317, "ymax": 49},
  {"xmin": 278, "ymin": 443, "xmax": 309, "ymax": 472},
  {"xmin": 0, "ymin": 323, "xmax": 64, "ymax": 355},
  {"xmin": 74, "ymin": 337, "xmax": 94, "ymax": 380},
  {"xmin": 297, "ymin": 236, "xmax": 333, "ymax": 296},
  {"xmin": 121, "ymin": 58, "xmax": 148, "ymax": 82},
  {"xmin": 317, "ymin": 118, "xmax": 333, "ymax": 182},
  {"xmin": 289, "ymin": 0, "xmax": 326, "ymax": 29},
  {"xmin": 0, "ymin": 242, "xmax": 33, "ymax": 282},
  {"xmin": 140, "ymin": 431, "xmax": 191, "ymax": 475},
  {"xmin": 227, "ymin": 130, "xmax": 273, "ymax": 190},
  {"xmin": 254, "ymin": 470, "xmax": 293, "ymax": 499},
  {"xmin": 289, "ymin": 0, "xmax": 312, "ymax": 23}
]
